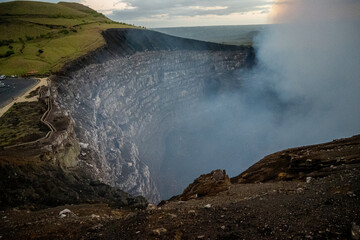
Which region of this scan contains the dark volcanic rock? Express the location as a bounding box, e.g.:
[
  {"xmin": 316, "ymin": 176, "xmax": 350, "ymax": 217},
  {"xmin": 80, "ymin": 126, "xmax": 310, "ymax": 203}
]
[
  {"xmin": 0, "ymin": 163, "xmax": 147, "ymax": 210},
  {"xmin": 231, "ymin": 134, "xmax": 360, "ymax": 184},
  {"xmin": 164, "ymin": 169, "xmax": 231, "ymax": 202},
  {"xmin": 102, "ymin": 28, "xmax": 253, "ymax": 55},
  {"xmin": 61, "ymin": 28, "xmax": 255, "ymax": 73}
]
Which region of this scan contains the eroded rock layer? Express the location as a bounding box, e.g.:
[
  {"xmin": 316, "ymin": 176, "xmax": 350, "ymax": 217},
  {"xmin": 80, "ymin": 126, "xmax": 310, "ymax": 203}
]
[
  {"xmin": 231, "ymin": 134, "xmax": 360, "ymax": 184},
  {"xmin": 54, "ymin": 29, "xmax": 255, "ymax": 202}
]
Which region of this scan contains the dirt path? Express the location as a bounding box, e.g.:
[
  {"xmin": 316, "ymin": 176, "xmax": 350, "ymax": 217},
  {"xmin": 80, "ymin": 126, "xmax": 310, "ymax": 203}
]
[{"xmin": 0, "ymin": 78, "xmax": 48, "ymax": 117}]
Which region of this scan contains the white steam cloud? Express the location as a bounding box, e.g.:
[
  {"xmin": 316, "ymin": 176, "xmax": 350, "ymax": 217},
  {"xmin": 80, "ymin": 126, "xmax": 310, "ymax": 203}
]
[
  {"xmin": 251, "ymin": 0, "xmax": 360, "ymax": 143},
  {"xmin": 233, "ymin": 0, "xmax": 360, "ymax": 163},
  {"xmin": 139, "ymin": 0, "xmax": 360, "ymax": 199},
  {"xmin": 164, "ymin": 0, "xmax": 360, "ymax": 196}
]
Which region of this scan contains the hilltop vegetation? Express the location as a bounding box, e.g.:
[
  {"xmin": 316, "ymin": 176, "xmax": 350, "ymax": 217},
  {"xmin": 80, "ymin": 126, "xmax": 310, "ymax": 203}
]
[
  {"xmin": 0, "ymin": 1, "xmax": 136, "ymax": 76},
  {"xmin": 0, "ymin": 101, "xmax": 47, "ymax": 147}
]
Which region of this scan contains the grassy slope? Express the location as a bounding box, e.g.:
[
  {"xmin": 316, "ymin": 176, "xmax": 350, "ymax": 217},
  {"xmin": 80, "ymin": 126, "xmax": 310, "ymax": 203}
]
[
  {"xmin": 0, "ymin": 101, "xmax": 48, "ymax": 147},
  {"xmin": 0, "ymin": 1, "xmax": 136, "ymax": 76}
]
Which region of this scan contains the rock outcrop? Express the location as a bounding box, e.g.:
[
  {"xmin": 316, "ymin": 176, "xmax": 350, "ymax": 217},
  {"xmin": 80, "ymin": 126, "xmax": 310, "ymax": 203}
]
[
  {"xmin": 165, "ymin": 169, "xmax": 231, "ymax": 202},
  {"xmin": 0, "ymin": 87, "xmax": 147, "ymax": 210},
  {"xmin": 231, "ymin": 134, "xmax": 360, "ymax": 184},
  {"xmin": 53, "ymin": 29, "xmax": 255, "ymax": 202}
]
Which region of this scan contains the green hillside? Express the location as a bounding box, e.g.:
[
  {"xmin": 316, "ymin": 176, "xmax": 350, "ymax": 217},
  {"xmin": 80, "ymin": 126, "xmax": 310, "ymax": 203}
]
[{"xmin": 0, "ymin": 1, "xmax": 136, "ymax": 76}]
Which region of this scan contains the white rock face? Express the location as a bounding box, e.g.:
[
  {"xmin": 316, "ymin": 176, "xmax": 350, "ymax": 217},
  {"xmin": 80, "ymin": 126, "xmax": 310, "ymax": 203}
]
[
  {"xmin": 59, "ymin": 209, "xmax": 76, "ymax": 218},
  {"xmin": 306, "ymin": 177, "xmax": 312, "ymax": 184},
  {"xmin": 79, "ymin": 142, "xmax": 89, "ymax": 149}
]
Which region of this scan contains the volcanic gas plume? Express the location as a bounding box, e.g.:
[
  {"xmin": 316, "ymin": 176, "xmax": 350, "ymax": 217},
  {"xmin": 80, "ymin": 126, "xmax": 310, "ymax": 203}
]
[{"xmin": 55, "ymin": 0, "xmax": 360, "ymax": 201}]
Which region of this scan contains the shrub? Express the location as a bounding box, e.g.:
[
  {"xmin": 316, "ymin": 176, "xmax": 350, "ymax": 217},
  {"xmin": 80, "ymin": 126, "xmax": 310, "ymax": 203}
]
[
  {"xmin": 38, "ymin": 49, "xmax": 44, "ymax": 54},
  {"xmin": 58, "ymin": 29, "xmax": 69, "ymax": 34},
  {"xmin": 0, "ymin": 50, "xmax": 15, "ymax": 58},
  {"xmin": 0, "ymin": 39, "xmax": 14, "ymax": 46},
  {"xmin": 45, "ymin": 33, "xmax": 53, "ymax": 39}
]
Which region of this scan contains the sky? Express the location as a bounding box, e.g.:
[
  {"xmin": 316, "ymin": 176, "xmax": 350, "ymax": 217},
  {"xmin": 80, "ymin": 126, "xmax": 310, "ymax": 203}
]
[{"xmin": 0, "ymin": 0, "xmax": 273, "ymax": 27}]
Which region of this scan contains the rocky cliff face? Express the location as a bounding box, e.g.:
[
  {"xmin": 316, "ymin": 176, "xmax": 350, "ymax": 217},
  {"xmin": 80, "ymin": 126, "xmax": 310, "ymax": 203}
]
[
  {"xmin": 0, "ymin": 92, "xmax": 147, "ymax": 209},
  {"xmin": 54, "ymin": 29, "xmax": 255, "ymax": 202}
]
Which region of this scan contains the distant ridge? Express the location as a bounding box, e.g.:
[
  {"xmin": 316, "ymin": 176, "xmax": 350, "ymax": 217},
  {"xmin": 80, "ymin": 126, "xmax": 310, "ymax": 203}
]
[{"xmin": 153, "ymin": 24, "xmax": 267, "ymax": 46}]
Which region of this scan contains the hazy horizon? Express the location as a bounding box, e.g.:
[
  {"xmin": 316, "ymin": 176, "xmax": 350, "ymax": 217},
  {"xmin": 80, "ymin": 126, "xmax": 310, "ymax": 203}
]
[
  {"xmin": 153, "ymin": 23, "xmax": 270, "ymax": 29},
  {"xmin": 0, "ymin": 0, "xmax": 271, "ymax": 28}
]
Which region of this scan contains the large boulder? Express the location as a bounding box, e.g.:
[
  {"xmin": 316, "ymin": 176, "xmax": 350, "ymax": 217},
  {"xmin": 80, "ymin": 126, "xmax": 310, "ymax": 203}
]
[{"xmin": 177, "ymin": 169, "xmax": 231, "ymax": 201}]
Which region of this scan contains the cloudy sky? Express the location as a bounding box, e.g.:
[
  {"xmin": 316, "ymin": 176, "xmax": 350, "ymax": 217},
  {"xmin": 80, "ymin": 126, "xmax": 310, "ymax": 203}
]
[{"xmin": 1, "ymin": 0, "xmax": 273, "ymax": 27}]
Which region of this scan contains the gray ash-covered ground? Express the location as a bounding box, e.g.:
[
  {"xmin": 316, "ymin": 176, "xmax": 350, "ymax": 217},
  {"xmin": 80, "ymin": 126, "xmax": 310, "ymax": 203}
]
[
  {"xmin": 0, "ymin": 135, "xmax": 359, "ymax": 240},
  {"xmin": 103, "ymin": 167, "xmax": 360, "ymax": 240}
]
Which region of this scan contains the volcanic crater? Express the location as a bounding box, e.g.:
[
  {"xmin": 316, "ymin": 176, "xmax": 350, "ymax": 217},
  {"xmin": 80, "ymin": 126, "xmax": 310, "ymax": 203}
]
[{"xmin": 54, "ymin": 28, "xmax": 255, "ymax": 202}]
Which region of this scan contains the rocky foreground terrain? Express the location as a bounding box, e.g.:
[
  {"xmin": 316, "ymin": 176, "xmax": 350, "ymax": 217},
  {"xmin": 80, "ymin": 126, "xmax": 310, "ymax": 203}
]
[{"xmin": 0, "ymin": 134, "xmax": 359, "ymax": 240}]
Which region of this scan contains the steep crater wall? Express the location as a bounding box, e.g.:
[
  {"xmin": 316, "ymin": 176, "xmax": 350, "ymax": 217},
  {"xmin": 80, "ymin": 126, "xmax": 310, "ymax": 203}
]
[{"xmin": 54, "ymin": 29, "xmax": 255, "ymax": 202}]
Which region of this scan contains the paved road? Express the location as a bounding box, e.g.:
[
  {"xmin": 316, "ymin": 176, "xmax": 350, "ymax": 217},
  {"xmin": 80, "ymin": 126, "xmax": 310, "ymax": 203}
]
[{"xmin": 0, "ymin": 78, "xmax": 38, "ymax": 108}]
